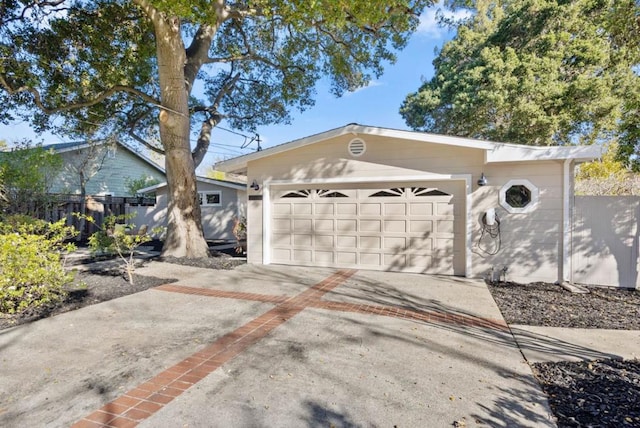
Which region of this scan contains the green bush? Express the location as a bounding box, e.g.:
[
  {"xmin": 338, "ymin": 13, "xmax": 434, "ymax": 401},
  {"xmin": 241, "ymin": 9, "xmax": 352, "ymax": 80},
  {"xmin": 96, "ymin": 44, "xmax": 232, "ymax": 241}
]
[{"xmin": 0, "ymin": 216, "xmax": 77, "ymax": 314}]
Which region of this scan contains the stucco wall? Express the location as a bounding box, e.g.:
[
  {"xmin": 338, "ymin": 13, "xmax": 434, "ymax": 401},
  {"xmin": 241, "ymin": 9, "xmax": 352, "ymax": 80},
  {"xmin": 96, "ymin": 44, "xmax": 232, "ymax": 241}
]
[
  {"xmin": 127, "ymin": 182, "xmax": 244, "ymax": 241},
  {"xmin": 244, "ymin": 134, "xmax": 565, "ymax": 283}
]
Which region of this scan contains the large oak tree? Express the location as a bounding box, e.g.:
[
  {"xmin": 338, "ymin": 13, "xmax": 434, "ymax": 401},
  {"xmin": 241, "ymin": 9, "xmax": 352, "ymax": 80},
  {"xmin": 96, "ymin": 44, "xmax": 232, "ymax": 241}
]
[
  {"xmin": 1, "ymin": 0, "xmax": 431, "ymax": 257},
  {"xmin": 400, "ymin": 0, "xmax": 640, "ymax": 164}
]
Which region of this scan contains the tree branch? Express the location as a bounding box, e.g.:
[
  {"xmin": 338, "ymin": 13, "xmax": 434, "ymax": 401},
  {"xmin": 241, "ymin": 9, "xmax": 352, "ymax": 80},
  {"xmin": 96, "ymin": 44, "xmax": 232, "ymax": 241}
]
[{"xmin": 0, "ymin": 74, "xmax": 162, "ymax": 115}]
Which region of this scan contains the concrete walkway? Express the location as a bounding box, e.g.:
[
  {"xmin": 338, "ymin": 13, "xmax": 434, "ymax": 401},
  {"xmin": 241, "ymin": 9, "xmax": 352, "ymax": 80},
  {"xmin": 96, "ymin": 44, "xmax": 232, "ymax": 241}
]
[{"xmin": 3, "ymin": 262, "xmax": 615, "ymax": 427}]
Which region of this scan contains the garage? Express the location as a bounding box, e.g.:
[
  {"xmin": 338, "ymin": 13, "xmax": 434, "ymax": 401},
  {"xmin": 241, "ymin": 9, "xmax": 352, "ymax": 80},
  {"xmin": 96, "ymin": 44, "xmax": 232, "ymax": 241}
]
[{"xmin": 269, "ymin": 182, "xmax": 464, "ymax": 274}]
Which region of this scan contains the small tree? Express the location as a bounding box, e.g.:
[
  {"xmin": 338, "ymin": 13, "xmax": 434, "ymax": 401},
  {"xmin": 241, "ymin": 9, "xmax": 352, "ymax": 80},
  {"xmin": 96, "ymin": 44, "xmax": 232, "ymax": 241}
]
[
  {"xmin": 124, "ymin": 174, "xmax": 160, "ymax": 196},
  {"xmin": 0, "ymin": 140, "xmax": 63, "ymax": 216},
  {"xmin": 79, "ymin": 213, "xmax": 163, "ymax": 284},
  {"xmin": 575, "ymin": 142, "xmax": 639, "ymax": 195}
]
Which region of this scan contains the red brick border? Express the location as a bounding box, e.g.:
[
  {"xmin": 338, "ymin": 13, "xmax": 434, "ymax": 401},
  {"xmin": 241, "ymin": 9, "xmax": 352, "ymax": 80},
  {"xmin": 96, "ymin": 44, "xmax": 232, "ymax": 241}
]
[
  {"xmin": 73, "ymin": 268, "xmax": 505, "ymax": 427},
  {"xmin": 72, "ymin": 269, "xmax": 356, "ymax": 428}
]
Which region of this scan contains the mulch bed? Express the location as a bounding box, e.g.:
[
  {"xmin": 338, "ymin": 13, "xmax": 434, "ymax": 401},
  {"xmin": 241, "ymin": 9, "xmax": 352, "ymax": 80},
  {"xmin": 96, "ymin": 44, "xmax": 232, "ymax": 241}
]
[{"xmin": 488, "ymin": 281, "xmax": 640, "ymax": 427}]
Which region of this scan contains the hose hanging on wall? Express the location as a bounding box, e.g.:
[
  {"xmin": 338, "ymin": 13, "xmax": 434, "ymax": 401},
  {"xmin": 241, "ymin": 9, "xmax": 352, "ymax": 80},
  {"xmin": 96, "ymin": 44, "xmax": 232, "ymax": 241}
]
[{"xmin": 477, "ymin": 209, "xmax": 501, "ymax": 255}]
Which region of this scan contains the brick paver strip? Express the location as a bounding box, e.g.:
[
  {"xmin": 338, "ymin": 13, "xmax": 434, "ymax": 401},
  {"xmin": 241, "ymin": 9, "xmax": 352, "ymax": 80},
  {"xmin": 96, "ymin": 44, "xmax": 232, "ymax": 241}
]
[
  {"xmin": 73, "ymin": 269, "xmax": 507, "ymax": 427},
  {"xmin": 72, "ymin": 269, "xmax": 356, "ymax": 428}
]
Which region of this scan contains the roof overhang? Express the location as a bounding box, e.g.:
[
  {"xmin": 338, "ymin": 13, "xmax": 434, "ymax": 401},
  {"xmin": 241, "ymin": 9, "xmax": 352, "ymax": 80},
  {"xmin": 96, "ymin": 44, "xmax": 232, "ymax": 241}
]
[
  {"xmin": 138, "ymin": 176, "xmax": 247, "ymax": 194},
  {"xmin": 215, "ymin": 124, "xmax": 602, "ymax": 173}
]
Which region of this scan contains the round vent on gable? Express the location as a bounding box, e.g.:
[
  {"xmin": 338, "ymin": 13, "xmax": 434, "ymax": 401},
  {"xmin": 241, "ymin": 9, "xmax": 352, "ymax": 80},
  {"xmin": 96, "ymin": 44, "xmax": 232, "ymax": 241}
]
[{"xmin": 348, "ymin": 138, "xmax": 366, "ymax": 157}]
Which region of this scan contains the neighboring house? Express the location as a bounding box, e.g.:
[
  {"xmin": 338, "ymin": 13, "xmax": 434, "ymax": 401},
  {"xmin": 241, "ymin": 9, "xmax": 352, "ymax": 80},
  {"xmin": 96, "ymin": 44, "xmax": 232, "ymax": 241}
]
[
  {"xmin": 216, "ymin": 124, "xmax": 601, "ymax": 285},
  {"xmin": 46, "ymin": 140, "xmax": 166, "ymax": 197},
  {"xmin": 132, "ymin": 177, "xmax": 247, "ymax": 241}
]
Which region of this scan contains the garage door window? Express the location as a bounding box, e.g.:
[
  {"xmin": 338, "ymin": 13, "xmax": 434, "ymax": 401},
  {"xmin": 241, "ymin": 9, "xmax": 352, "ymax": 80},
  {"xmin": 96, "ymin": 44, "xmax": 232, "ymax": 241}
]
[{"xmin": 499, "ymin": 179, "xmax": 539, "ymax": 213}]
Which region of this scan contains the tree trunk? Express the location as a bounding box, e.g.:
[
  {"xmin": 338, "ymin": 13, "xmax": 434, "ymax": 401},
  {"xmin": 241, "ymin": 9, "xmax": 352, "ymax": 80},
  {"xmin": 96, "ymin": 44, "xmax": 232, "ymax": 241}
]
[{"xmin": 154, "ymin": 15, "xmax": 209, "ymax": 258}]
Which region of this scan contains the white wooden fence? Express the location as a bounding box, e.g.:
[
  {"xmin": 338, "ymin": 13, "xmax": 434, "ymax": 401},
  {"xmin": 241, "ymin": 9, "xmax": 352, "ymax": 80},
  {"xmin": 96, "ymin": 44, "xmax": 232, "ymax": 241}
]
[{"xmin": 572, "ymin": 196, "xmax": 640, "ymax": 288}]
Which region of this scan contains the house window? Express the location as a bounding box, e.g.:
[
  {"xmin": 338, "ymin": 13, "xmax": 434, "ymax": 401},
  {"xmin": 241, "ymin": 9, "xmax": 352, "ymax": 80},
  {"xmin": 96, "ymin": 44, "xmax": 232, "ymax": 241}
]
[
  {"xmin": 199, "ymin": 191, "xmax": 221, "ymax": 206},
  {"xmin": 499, "ymin": 179, "xmax": 539, "ymax": 214}
]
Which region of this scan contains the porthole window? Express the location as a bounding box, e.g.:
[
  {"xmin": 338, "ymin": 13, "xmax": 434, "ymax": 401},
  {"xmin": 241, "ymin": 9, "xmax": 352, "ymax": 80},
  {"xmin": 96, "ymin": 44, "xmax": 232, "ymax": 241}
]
[{"xmin": 499, "ymin": 179, "xmax": 539, "ymax": 214}]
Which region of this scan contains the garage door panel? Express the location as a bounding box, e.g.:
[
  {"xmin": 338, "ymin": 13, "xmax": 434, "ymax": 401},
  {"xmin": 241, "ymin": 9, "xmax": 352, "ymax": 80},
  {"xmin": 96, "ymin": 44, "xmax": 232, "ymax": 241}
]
[
  {"xmin": 361, "ymin": 203, "xmax": 382, "ymax": 215},
  {"xmin": 410, "ymin": 220, "xmax": 433, "ymax": 233},
  {"xmin": 360, "ymin": 252, "xmax": 382, "ymax": 266},
  {"xmin": 315, "ymin": 234, "xmax": 334, "ymax": 247},
  {"xmin": 293, "ymin": 250, "xmax": 312, "ymax": 262},
  {"xmin": 293, "ymin": 219, "xmax": 312, "ymax": 232},
  {"xmin": 361, "ymin": 219, "xmax": 382, "ymax": 232},
  {"xmin": 271, "ymin": 185, "xmax": 462, "ymax": 275},
  {"xmin": 337, "ymin": 203, "xmax": 357, "ymax": 215},
  {"xmin": 273, "ymin": 203, "xmax": 292, "ymax": 215},
  {"xmin": 385, "ymin": 203, "xmax": 406, "ymax": 215},
  {"xmin": 273, "ymin": 219, "xmax": 291, "ymax": 232},
  {"xmin": 293, "ymin": 234, "xmax": 312, "ymax": 246},
  {"xmin": 337, "ymin": 235, "xmax": 357, "ymax": 248},
  {"xmin": 315, "ymin": 219, "xmax": 334, "ymax": 231},
  {"xmin": 337, "ymin": 219, "xmax": 357, "ymax": 232},
  {"xmin": 315, "ymin": 204, "xmax": 334, "ymax": 215},
  {"xmin": 384, "ymin": 236, "xmax": 406, "ymax": 250},
  {"xmin": 273, "ymin": 233, "xmax": 292, "ymax": 246},
  {"xmin": 384, "ymin": 220, "xmax": 406, "ymax": 233},
  {"xmin": 315, "ymin": 251, "xmax": 334, "ymax": 264},
  {"xmin": 410, "ymin": 202, "xmax": 433, "ymax": 216},
  {"xmin": 361, "ymin": 235, "xmax": 382, "ymax": 250},
  {"xmin": 294, "ymin": 203, "xmax": 312, "ymax": 215},
  {"xmin": 337, "ymin": 252, "xmax": 357, "ymax": 264}
]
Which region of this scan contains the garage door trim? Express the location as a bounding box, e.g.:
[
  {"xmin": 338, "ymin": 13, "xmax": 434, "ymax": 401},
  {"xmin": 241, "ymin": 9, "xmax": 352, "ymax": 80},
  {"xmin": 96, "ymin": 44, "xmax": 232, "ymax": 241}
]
[{"xmin": 262, "ymin": 174, "xmax": 473, "ymax": 277}]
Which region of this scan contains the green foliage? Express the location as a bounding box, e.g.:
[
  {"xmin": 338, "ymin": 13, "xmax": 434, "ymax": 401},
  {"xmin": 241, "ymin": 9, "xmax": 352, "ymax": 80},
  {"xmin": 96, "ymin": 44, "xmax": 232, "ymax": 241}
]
[
  {"xmin": 79, "ymin": 213, "xmax": 164, "ymax": 284},
  {"xmin": 0, "ymin": 140, "xmax": 63, "ymax": 215},
  {"xmin": 232, "ymin": 216, "xmax": 247, "ymax": 254},
  {"xmin": 124, "ymin": 175, "xmax": 160, "ymax": 196},
  {"xmin": 400, "ymin": 0, "xmax": 640, "ymax": 152},
  {"xmin": 0, "ymin": 216, "xmax": 77, "ymax": 315}
]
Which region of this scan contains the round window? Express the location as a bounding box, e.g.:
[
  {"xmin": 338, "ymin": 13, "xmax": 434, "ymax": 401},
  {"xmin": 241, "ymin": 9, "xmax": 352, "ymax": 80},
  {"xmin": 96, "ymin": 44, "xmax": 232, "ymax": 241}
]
[{"xmin": 499, "ymin": 179, "xmax": 539, "ymax": 214}]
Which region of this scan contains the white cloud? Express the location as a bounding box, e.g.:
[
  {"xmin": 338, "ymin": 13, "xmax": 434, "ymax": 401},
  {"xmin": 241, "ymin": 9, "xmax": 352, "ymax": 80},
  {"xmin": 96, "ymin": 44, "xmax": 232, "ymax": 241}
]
[
  {"xmin": 347, "ymin": 80, "xmax": 383, "ymax": 96},
  {"xmin": 417, "ymin": 2, "xmax": 472, "ymax": 39}
]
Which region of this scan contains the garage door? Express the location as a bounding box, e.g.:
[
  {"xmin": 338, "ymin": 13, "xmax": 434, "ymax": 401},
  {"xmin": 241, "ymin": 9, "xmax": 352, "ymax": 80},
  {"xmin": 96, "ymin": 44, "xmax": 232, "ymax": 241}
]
[{"xmin": 270, "ymin": 184, "xmax": 462, "ymax": 274}]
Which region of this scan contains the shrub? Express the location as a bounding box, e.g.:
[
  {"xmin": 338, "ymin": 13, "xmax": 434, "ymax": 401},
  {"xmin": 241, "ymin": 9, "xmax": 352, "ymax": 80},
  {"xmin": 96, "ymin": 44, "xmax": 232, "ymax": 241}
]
[
  {"xmin": 0, "ymin": 216, "xmax": 77, "ymax": 315},
  {"xmin": 80, "ymin": 213, "xmax": 163, "ymax": 284}
]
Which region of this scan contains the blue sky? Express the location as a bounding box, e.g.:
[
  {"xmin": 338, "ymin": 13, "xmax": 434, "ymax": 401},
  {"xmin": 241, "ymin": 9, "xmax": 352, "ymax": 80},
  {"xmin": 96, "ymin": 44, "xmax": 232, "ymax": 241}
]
[{"xmin": 0, "ymin": 3, "xmax": 467, "ymax": 173}]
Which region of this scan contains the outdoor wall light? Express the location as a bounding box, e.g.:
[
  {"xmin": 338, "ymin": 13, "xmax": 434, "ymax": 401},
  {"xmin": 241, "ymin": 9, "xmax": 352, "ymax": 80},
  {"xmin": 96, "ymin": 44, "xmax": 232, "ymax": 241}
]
[
  {"xmin": 477, "ymin": 172, "xmax": 488, "ymax": 187},
  {"xmin": 250, "ymin": 179, "xmax": 260, "ymax": 191}
]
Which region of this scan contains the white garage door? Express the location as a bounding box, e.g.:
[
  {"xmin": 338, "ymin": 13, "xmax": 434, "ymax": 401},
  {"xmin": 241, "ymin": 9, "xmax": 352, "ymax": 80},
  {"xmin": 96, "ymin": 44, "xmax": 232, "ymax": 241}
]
[{"xmin": 270, "ymin": 184, "xmax": 462, "ymax": 274}]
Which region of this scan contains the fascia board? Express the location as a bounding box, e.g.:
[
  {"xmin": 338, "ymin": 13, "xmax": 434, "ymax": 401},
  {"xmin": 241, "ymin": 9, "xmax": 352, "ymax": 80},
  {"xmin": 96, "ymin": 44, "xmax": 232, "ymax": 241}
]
[{"xmin": 485, "ymin": 144, "xmax": 603, "ymax": 163}]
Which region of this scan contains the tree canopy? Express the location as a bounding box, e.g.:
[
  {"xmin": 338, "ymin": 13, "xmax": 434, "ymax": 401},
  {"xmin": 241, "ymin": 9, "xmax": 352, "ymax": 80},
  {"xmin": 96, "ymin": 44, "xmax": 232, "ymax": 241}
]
[
  {"xmin": 400, "ymin": 0, "xmax": 640, "ymax": 165},
  {"xmin": 1, "ymin": 0, "xmax": 431, "ymax": 256}
]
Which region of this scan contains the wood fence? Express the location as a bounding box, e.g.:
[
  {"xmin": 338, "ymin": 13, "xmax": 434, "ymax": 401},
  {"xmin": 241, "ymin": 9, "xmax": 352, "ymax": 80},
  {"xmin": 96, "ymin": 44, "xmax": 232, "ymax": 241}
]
[{"xmin": 15, "ymin": 194, "xmax": 156, "ymax": 238}]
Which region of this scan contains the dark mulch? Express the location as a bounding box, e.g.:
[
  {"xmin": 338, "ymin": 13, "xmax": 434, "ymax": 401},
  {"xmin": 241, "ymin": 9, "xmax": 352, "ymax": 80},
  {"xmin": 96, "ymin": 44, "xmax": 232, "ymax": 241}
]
[
  {"xmin": 488, "ymin": 281, "xmax": 640, "ymax": 330},
  {"xmin": 0, "ymin": 244, "xmax": 245, "ymax": 331},
  {"xmin": 531, "ymin": 359, "xmax": 640, "ymax": 427},
  {"xmin": 488, "ymin": 281, "xmax": 640, "ymax": 428}
]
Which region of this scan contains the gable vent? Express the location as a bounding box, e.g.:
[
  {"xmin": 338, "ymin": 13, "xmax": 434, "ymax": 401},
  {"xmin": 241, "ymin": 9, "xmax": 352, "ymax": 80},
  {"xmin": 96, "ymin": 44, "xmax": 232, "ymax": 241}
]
[{"xmin": 348, "ymin": 138, "xmax": 366, "ymax": 157}]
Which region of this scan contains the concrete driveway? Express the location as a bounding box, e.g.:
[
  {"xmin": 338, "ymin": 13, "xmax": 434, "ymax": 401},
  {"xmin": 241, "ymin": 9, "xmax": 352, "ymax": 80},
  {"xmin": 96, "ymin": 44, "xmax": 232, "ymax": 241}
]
[{"xmin": 0, "ymin": 264, "xmax": 556, "ymax": 427}]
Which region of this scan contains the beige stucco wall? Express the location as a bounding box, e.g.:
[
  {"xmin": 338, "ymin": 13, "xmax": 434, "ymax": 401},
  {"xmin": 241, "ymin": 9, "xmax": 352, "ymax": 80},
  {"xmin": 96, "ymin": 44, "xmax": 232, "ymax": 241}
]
[
  {"xmin": 128, "ymin": 182, "xmax": 244, "ymax": 241},
  {"xmin": 245, "ymin": 133, "xmax": 566, "ymax": 284}
]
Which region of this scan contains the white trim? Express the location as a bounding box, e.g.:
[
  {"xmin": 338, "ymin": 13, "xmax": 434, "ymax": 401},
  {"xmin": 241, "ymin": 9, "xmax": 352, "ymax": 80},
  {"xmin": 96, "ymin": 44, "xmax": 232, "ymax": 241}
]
[
  {"xmin": 215, "ymin": 124, "xmax": 602, "ymax": 173},
  {"xmin": 199, "ymin": 190, "xmax": 222, "ymax": 206},
  {"xmin": 138, "ymin": 176, "xmax": 246, "ymax": 194},
  {"xmin": 262, "ymin": 173, "xmax": 473, "ymax": 277},
  {"xmin": 499, "ymin": 179, "xmax": 539, "ymax": 214},
  {"xmin": 262, "ymin": 185, "xmax": 272, "ymax": 265},
  {"xmin": 562, "ymin": 160, "xmax": 571, "ymax": 283}
]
